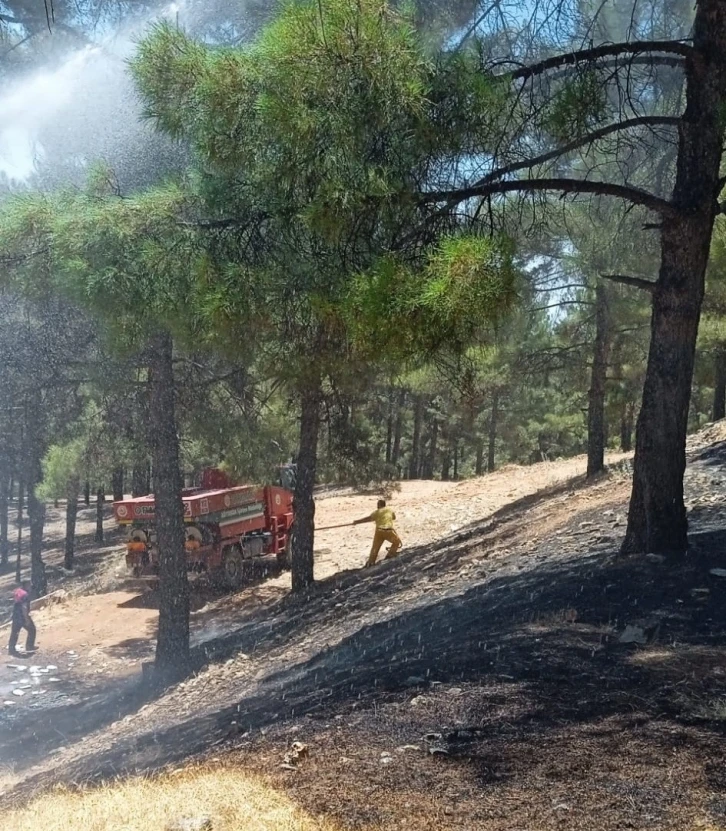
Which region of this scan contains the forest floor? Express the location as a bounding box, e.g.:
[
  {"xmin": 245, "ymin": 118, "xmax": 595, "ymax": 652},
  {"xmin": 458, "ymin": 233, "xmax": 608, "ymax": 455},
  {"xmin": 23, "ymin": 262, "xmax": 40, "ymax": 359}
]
[{"xmin": 0, "ymin": 433, "xmax": 725, "ymax": 829}]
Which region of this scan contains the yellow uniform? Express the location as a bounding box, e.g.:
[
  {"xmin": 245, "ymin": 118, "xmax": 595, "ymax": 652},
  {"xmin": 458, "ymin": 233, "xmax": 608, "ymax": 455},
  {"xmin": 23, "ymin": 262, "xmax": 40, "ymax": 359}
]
[
  {"xmin": 370, "ymin": 507, "xmax": 396, "ymax": 530},
  {"xmin": 366, "ymin": 508, "xmax": 402, "ymax": 566}
]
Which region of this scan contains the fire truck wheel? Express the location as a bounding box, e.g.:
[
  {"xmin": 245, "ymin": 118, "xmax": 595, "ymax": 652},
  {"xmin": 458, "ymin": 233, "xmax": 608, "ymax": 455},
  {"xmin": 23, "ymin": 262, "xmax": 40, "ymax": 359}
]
[{"xmin": 222, "ymin": 545, "xmax": 245, "ymax": 589}]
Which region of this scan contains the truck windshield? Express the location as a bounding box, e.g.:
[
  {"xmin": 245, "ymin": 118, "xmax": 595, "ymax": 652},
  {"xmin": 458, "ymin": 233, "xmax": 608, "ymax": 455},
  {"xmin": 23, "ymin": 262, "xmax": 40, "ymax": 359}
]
[{"xmin": 279, "ymin": 465, "xmax": 296, "ymax": 491}]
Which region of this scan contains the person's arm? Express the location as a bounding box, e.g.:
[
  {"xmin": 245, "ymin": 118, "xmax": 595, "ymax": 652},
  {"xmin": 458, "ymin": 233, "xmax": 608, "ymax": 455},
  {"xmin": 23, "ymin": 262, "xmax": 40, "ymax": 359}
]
[
  {"xmin": 352, "ymin": 513, "xmax": 375, "ymax": 526},
  {"xmin": 22, "ymin": 603, "xmax": 31, "ymax": 625},
  {"xmin": 392, "ymin": 511, "xmax": 396, "ymax": 521}
]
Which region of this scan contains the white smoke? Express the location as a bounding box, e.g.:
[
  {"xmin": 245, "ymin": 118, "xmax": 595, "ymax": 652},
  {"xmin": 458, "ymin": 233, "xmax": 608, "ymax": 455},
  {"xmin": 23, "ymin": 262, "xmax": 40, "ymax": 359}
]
[{"xmin": 0, "ymin": 2, "xmax": 183, "ymax": 185}]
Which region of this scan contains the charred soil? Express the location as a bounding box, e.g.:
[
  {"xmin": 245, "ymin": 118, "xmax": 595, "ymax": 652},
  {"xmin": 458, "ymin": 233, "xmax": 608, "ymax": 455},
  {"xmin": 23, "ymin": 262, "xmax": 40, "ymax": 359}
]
[{"xmin": 1, "ymin": 438, "xmax": 726, "ymax": 829}]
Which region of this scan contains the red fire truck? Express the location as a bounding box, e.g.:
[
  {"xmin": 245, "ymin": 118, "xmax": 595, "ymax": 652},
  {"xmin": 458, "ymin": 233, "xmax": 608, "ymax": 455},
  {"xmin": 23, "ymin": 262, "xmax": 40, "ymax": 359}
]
[{"xmin": 113, "ymin": 467, "xmax": 295, "ymax": 588}]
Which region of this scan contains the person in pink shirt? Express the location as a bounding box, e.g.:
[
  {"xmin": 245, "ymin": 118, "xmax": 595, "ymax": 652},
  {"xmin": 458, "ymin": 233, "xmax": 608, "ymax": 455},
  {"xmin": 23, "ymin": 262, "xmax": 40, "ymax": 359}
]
[{"xmin": 8, "ymin": 583, "xmax": 36, "ymax": 657}]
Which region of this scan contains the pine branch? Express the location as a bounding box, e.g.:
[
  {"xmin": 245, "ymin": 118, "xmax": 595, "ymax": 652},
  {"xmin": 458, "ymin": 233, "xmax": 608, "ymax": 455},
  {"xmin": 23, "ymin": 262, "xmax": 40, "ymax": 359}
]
[
  {"xmin": 451, "ymin": 0, "xmax": 500, "ymax": 54},
  {"xmin": 507, "ymin": 40, "xmax": 694, "ymax": 81},
  {"xmin": 0, "ymin": 32, "xmax": 35, "ymax": 58},
  {"xmin": 420, "ymin": 178, "xmax": 676, "ymax": 217},
  {"xmin": 0, "ymin": 249, "xmax": 49, "ymax": 265},
  {"xmin": 533, "ymin": 299, "xmax": 595, "ymax": 311},
  {"xmin": 601, "ymin": 273, "xmax": 656, "ymax": 293},
  {"xmin": 466, "ymin": 116, "xmax": 679, "ymax": 192},
  {"xmin": 178, "ymin": 218, "xmax": 244, "ymax": 229},
  {"xmin": 551, "ymin": 55, "xmax": 685, "ymax": 78}
]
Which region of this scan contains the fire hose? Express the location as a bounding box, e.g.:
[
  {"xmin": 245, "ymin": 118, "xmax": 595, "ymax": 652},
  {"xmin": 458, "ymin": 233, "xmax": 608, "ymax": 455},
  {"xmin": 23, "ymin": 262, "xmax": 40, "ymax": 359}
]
[{"xmin": 315, "ymin": 522, "xmax": 356, "ymax": 531}]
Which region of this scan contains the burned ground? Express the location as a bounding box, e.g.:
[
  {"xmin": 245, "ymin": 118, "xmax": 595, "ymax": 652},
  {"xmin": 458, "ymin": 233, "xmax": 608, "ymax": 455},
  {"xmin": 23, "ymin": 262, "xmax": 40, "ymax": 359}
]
[{"xmin": 0, "ymin": 441, "xmax": 725, "ymax": 829}]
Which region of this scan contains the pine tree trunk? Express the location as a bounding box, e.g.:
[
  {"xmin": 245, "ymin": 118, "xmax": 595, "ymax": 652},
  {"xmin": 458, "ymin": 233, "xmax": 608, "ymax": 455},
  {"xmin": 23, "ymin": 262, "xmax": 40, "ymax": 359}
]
[
  {"xmin": 64, "ymin": 479, "xmax": 80, "ymax": 571},
  {"xmin": 452, "ymin": 436, "xmax": 459, "ymax": 480},
  {"xmin": 28, "ymin": 488, "xmax": 46, "ymax": 597},
  {"xmin": 148, "ymin": 331, "xmax": 189, "ymax": 676},
  {"xmin": 408, "ymin": 396, "xmax": 423, "ymax": 480},
  {"xmin": 475, "ymin": 440, "xmax": 484, "ymax": 476},
  {"xmin": 132, "ymin": 463, "xmax": 149, "ymax": 497},
  {"xmin": 620, "ymin": 402, "xmax": 635, "ymax": 452},
  {"xmin": 83, "ymin": 481, "xmax": 90, "ymax": 506},
  {"xmin": 487, "ymin": 391, "xmax": 500, "ymax": 473},
  {"xmin": 25, "ymin": 396, "xmax": 46, "ymax": 597},
  {"xmin": 385, "ymin": 412, "xmax": 393, "ymax": 464},
  {"xmin": 385, "ymin": 389, "xmax": 394, "ymax": 464},
  {"xmin": 15, "ymin": 480, "xmax": 23, "ymax": 584},
  {"xmin": 95, "ymin": 488, "xmax": 105, "ymax": 543},
  {"xmin": 292, "ymin": 383, "xmax": 321, "ymax": 592},
  {"xmin": 423, "ymin": 416, "xmax": 439, "ymax": 479},
  {"xmin": 112, "ymin": 467, "xmax": 124, "ymax": 502},
  {"xmin": 392, "ymin": 390, "xmax": 405, "ymax": 466},
  {"xmin": 623, "ymin": 2, "xmax": 726, "ymax": 556},
  {"xmin": 713, "ymin": 352, "xmax": 726, "ymax": 421},
  {"xmin": 0, "ymin": 473, "xmax": 8, "ymax": 568},
  {"xmin": 587, "ymin": 283, "xmax": 611, "ymax": 478},
  {"xmin": 441, "ymin": 443, "xmax": 451, "ymax": 481}
]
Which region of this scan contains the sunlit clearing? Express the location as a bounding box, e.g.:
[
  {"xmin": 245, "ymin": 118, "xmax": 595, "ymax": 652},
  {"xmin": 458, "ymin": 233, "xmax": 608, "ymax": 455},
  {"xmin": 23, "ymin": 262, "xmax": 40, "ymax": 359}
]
[{"xmin": 0, "ymin": 765, "xmax": 339, "ymax": 831}]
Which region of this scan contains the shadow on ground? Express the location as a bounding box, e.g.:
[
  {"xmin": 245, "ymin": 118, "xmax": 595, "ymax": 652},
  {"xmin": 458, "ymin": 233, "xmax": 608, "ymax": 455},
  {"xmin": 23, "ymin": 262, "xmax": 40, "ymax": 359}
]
[{"xmin": 6, "ymin": 492, "xmax": 724, "ymax": 798}]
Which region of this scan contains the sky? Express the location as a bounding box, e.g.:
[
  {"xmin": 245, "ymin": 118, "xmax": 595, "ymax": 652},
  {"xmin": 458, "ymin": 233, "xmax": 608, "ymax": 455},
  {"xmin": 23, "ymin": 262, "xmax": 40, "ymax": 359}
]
[{"xmin": 0, "ymin": 2, "xmax": 180, "ymax": 183}]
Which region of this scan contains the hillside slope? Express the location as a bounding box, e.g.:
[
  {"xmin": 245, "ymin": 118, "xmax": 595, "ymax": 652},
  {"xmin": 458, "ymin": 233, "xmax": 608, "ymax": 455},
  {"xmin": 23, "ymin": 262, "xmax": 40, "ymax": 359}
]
[{"xmin": 1, "ymin": 433, "xmax": 726, "ymax": 829}]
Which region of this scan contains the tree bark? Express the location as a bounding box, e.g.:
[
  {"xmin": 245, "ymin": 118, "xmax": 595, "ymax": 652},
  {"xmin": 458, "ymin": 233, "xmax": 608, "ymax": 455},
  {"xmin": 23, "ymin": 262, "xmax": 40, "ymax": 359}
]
[
  {"xmin": 623, "ymin": 2, "xmax": 726, "ymax": 556},
  {"xmin": 148, "ymin": 331, "xmax": 189, "ymax": 676},
  {"xmin": 24, "ymin": 396, "xmax": 46, "ymax": 596},
  {"xmin": 452, "ymin": 436, "xmax": 459, "ymax": 480},
  {"xmin": 713, "ymin": 352, "xmax": 726, "ymax": 421},
  {"xmin": 391, "ymin": 389, "xmax": 405, "ymax": 466},
  {"xmin": 487, "ymin": 391, "xmax": 500, "ymax": 473},
  {"xmin": 385, "ymin": 389, "xmax": 394, "ymax": 464},
  {"xmin": 475, "ymin": 440, "xmax": 484, "ymax": 476},
  {"xmin": 95, "ymin": 487, "xmax": 105, "ymax": 543},
  {"xmin": 292, "ymin": 383, "xmax": 321, "ymax": 592},
  {"xmin": 424, "ymin": 415, "xmax": 439, "ymax": 479},
  {"xmin": 0, "ymin": 473, "xmax": 8, "ymax": 568},
  {"xmin": 620, "ymin": 402, "xmax": 635, "ymax": 452},
  {"xmin": 408, "ymin": 395, "xmax": 423, "ymax": 480},
  {"xmin": 15, "ymin": 480, "xmax": 23, "ymax": 584},
  {"xmin": 28, "ymin": 487, "xmax": 46, "ymax": 597},
  {"xmin": 587, "ymin": 283, "xmax": 611, "ymax": 477},
  {"xmin": 112, "ymin": 467, "xmax": 124, "ymax": 502},
  {"xmin": 83, "ymin": 480, "xmax": 90, "ymax": 506},
  {"xmin": 441, "ymin": 442, "xmax": 451, "ymax": 481},
  {"xmin": 132, "ymin": 463, "xmax": 150, "ymax": 497},
  {"xmin": 64, "ymin": 479, "xmax": 80, "ymax": 570}
]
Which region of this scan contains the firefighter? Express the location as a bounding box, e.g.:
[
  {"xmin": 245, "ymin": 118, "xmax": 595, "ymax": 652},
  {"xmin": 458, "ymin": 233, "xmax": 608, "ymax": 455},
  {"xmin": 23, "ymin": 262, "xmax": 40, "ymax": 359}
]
[
  {"xmin": 8, "ymin": 583, "xmax": 37, "ymax": 657},
  {"xmin": 353, "ymin": 499, "xmax": 402, "ymax": 567}
]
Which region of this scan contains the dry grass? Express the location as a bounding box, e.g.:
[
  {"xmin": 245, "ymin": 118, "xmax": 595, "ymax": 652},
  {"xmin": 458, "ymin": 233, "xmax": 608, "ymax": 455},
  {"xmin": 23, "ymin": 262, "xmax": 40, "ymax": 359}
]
[{"xmin": 0, "ymin": 764, "xmax": 343, "ymax": 831}]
